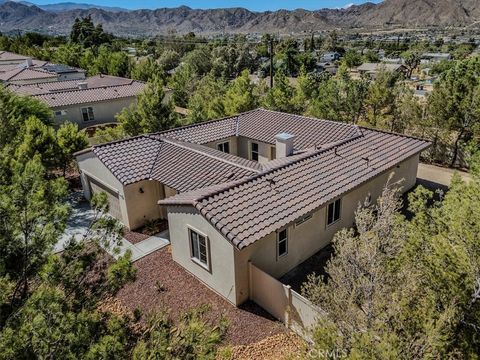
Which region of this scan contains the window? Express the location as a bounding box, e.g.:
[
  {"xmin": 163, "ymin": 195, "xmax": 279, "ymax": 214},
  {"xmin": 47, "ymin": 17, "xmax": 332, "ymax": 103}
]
[
  {"xmin": 270, "ymin": 146, "xmax": 276, "ymax": 160},
  {"xmin": 55, "ymin": 110, "xmax": 67, "ymax": 116},
  {"xmin": 190, "ymin": 229, "xmax": 209, "ymax": 269},
  {"xmin": 81, "ymin": 107, "xmax": 95, "ymax": 122},
  {"xmin": 295, "ymin": 214, "xmax": 313, "ymax": 227},
  {"xmin": 277, "ymin": 228, "xmax": 288, "ymax": 258},
  {"xmin": 250, "ymin": 142, "xmax": 259, "ymax": 162},
  {"xmin": 217, "ymin": 141, "xmax": 230, "ymax": 154},
  {"xmin": 327, "ymin": 199, "xmax": 342, "ymax": 226}
]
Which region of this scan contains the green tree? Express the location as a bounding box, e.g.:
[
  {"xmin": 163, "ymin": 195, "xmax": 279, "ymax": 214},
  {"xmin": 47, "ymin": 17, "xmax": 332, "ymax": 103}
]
[
  {"xmin": 117, "ymin": 76, "xmax": 177, "ymax": 135},
  {"xmin": 56, "ymin": 122, "xmax": 89, "ymax": 176},
  {"xmin": 263, "ymin": 72, "xmax": 297, "ymax": 113},
  {"xmin": 70, "ymin": 16, "xmax": 112, "ymax": 47},
  {"xmin": 186, "ymin": 74, "xmax": 227, "ymax": 124},
  {"xmin": 402, "ymin": 50, "xmax": 421, "ymax": 78},
  {"xmin": 343, "ymin": 49, "xmax": 363, "ymax": 68},
  {"xmin": 224, "ymin": 70, "xmax": 258, "ymax": 115},
  {"xmin": 157, "ymin": 49, "xmax": 180, "ymax": 72}
]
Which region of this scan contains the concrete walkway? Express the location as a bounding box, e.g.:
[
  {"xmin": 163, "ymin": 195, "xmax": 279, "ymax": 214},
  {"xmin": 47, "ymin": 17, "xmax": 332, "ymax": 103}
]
[
  {"xmin": 114, "ymin": 230, "xmax": 170, "ymax": 262},
  {"xmin": 417, "ymin": 163, "xmax": 471, "ymax": 190},
  {"xmin": 58, "ymin": 192, "xmax": 170, "ymax": 261}
]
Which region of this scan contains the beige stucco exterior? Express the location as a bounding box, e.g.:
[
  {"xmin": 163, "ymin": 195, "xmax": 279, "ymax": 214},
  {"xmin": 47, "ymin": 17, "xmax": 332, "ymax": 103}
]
[
  {"xmin": 166, "ymin": 153, "xmax": 420, "ymax": 306},
  {"xmin": 76, "ymin": 150, "xmax": 172, "ymax": 230},
  {"xmin": 52, "ymin": 97, "xmax": 136, "ymax": 129}
]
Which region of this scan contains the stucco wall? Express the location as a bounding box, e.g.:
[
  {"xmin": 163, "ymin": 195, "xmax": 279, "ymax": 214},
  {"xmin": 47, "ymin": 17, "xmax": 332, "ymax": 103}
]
[
  {"xmin": 52, "ymin": 97, "xmax": 136, "ymax": 129},
  {"xmin": 204, "ymin": 136, "xmax": 239, "ymax": 156},
  {"xmin": 232, "ymin": 154, "xmax": 420, "ymax": 304},
  {"xmin": 167, "ymin": 206, "xmax": 238, "ymax": 304},
  {"xmin": 76, "ymin": 150, "xmax": 129, "ymax": 226},
  {"xmin": 237, "ymin": 136, "xmax": 275, "ymax": 163},
  {"xmin": 123, "ymin": 180, "xmax": 165, "ymax": 230}
]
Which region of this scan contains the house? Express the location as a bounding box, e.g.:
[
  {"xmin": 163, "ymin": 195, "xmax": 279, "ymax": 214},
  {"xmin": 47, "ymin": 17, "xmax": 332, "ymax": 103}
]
[
  {"xmin": 75, "ymin": 109, "xmax": 430, "ymax": 306},
  {"xmin": 0, "ymin": 51, "xmax": 31, "ymax": 65},
  {"xmin": 319, "ymin": 52, "xmax": 341, "ymax": 62},
  {"xmin": 421, "ymin": 52, "xmax": 452, "ymax": 64},
  {"xmin": 352, "ymin": 62, "xmax": 407, "ymax": 79},
  {"xmin": 0, "ymin": 59, "xmax": 86, "ymax": 85},
  {"xmin": 8, "ymin": 75, "xmax": 145, "ymax": 128}
]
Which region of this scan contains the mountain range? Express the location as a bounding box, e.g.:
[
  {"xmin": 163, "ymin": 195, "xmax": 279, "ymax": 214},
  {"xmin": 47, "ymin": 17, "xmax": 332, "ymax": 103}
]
[{"xmin": 0, "ymin": 0, "xmax": 478, "ymax": 37}]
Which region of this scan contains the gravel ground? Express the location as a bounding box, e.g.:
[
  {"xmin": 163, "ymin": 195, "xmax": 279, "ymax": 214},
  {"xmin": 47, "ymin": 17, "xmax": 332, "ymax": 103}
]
[
  {"xmin": 116, "ymin": 247, "xmax": 285, "ymax": 346},
  {"xmin": 123, "ymin": 230, "xmax": 150, "ymax": 245}
]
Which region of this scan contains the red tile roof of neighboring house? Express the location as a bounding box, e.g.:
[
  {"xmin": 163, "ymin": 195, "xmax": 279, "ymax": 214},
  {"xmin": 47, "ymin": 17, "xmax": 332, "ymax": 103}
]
[
  {"xmin": 30, "ymin": 81, "xmax": 145, "ymax": 108},
  {"xmin": 0, "ymin": 67, "xmax": 57, "ymax": 82},
  {"xmin": 7, "ymin": 74, "xmax": 139, "ymax": 96}
]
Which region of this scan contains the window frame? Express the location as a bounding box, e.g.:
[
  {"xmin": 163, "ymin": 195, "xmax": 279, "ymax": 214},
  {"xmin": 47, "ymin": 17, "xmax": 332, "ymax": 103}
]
[
  {"xmin": 250, "ymin": 141, "xmax": 259, "ymax": 162},
  {"xmin": 81, "ymin": 106, "xmax": 95, "ymax": 122},
  {"xmin": 277, "ymin": 227, "xmax": 289, "ymax": 259},
  {"xmin": 326, "ymin": 198, "xmax": 342, "ymax": 227},
  {"xmin": 216, "ymin": 140, "xmax": 230, "ymax": 154},
  {"xmin": 270, "ymin": 146, "xmax": 276, "ymax": 160},
  {"xmin": 295, "ymin": 213, "xmax": 313, "ymax": 227},
  {"xmin": 188, "ymin": 227, "xmax": 211, "ymax": 272}
]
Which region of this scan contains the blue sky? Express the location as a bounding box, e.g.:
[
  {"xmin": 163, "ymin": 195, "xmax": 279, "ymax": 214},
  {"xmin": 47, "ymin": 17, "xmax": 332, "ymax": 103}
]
[{"xmin": 29, "ymin": 0, "xmax": 382, "ymax": 11}]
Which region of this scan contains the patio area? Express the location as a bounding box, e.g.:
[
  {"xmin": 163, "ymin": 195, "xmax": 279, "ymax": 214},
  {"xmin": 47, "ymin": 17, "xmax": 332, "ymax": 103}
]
[{"xmin": 279, "ymin": 245, "xmax": 334, "ymax": 294}]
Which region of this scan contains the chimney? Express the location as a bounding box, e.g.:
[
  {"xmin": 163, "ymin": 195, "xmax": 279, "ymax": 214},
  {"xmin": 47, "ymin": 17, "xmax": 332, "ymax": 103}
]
[
  {"xmin": 25, "ymin": 58, "xmax": 33, "ymax": 67},
  {"xmin": 275, "ymin": 133, "xmax": 295, "ymax": 159},
  {"xmin": 77, "ymin": 82, "xmax": 88, "ymax": 90}
]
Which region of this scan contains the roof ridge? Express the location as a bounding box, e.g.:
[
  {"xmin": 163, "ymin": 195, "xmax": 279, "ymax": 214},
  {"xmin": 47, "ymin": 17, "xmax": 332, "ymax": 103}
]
[
  {"xmin": 257, "ymin": 108, "xmax": 358, "ymax": 129},
  {"xmin": 165, "ymin": 131, "xmax": 365, "ymax": 206},
  {"xmin": 153, "ymin": 108, "xmax": 262, "ymax": 139},
  {"xmin": 359, "ymin": 126, "xmax": 430, "ymax": 143},
  {"xmin": 32, "ymin": 81, "xmax": 143, "ymax": 96},
  {"xmin": 159, "ymin": 137, "xmax": 262, "ymax": 174}
]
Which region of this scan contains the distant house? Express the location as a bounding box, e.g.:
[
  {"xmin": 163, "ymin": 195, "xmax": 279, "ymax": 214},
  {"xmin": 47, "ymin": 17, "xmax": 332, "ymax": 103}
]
[
  {"xmin": 0, "ymin": 58, "xmax": 86, "ymax": 85},
  {"xmin": 421, "ymin": 52, "xmax": 452, "ymax": 64},
  {"xmin": 76, "ymin": 109, "xmax": 430, "ymax": 306},
  {"xmin": 8, "ymin": 75, "xmax": 145, "ymax": 128},
  {"xmin": 315, "ymin": 62, "xmax": 338, "ymax": 75},
  {"xmin": 319, "ymin": 52, "xmax": 341, "ymax": 62},
  {"xmin": 352, "ymin": 62, "xmax": 407, "ymax": 79},
  {"xmin": 0, "ymin": 51, "xmax": 31, "ymax": 65}
]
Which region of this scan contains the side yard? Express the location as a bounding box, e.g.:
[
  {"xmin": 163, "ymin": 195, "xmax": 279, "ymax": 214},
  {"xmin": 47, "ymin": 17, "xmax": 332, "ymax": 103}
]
[{"xmin": 116, "ymin": 247, "xmax": 287, "ymax": 347}]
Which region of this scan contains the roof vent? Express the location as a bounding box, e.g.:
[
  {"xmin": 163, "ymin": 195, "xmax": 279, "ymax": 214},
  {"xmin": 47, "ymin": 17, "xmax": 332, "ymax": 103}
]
[
  {"xmin": 275, "ymin": 133, "xmax": 295, "ymax": 159},
  {"xmin": 77, "ymin": 82, "xmax": 88, "ymax": 90},
  {"xmin": 25, "ymin": 58, "xmax": 33, "ymax": 68}
]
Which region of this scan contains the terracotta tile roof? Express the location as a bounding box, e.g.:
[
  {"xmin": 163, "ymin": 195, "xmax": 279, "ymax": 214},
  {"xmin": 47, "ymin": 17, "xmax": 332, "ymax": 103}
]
[
  {"xmin": 88, "ymin": 109, "xmax": 429, "ymax": 249},
  {"xmin": 157, "ymin": 109, "xmax": 361, "ymax": 149},
  {"xmin": 0, "ymin": 51, "xmax": 30, "ymax": 62},
  {"xmin": 7, "ymin": 75, "xmax": 138, "ymax": 96},
  {"xmin": 0, "ymin": 67, "xmax": 57, "ymax": 82},
  {"xmin": 0, "ymin": 60, "xmax": 48, "ymax": 73},
  {"xmin": 92, "ymin": 136, "xmax": 259, "ymax": 192},
  {"xmin": 160, "ymin": 128, "xmax": 430, "ymax": 249},
  {"xmin": 31, "ymin": 81, "xmax": 145, "ymax": 108}
]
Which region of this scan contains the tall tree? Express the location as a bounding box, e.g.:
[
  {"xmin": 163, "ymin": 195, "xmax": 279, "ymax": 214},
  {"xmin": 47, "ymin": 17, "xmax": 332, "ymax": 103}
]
[
  {"xmin": 224, "ymin": 70, "xmax": 258, "ymax": 115},
  {"xmin": 117, "ymin": 76, "xmax": 177, "ymax": 136}
]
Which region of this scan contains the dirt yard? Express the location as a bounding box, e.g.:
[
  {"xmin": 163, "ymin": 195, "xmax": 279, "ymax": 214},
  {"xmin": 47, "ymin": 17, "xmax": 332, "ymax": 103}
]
[{"xmin": 116, "ymin": 246, "xmax": 286, "ymax": 346}]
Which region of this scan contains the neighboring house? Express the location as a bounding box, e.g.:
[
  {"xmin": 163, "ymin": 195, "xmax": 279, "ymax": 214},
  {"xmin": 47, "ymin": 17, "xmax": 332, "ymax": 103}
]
[
  {"xmin": 8, "ymin": 75, "xmax": 145, "ymax": 128},
  {"xmin": 76, "ymin": 109, "xmax": 430, "ymax": 306},
  {"xmin": 0, "ymin": 59, "xmax": 86, "ymax": 85},
  {"xmin": 319, "ymin": 52, "xmax": 341, "ymax": 62},
  {"xmin": 352, "ymin": 62, "xmax": 407, "ymax": 79},
  {"xmin": 0, "ymin": 51, "xmax": 31, "ymax": 65},
  {"xmin": 421, "ymin": 52, "xmax": 452, "ymax": 64}
]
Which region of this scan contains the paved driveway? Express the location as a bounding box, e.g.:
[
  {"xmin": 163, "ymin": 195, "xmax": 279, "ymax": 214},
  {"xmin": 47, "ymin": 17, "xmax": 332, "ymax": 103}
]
[{"xmin": 57, "ymin": 191, "xmax": 170, "ymax": 261}]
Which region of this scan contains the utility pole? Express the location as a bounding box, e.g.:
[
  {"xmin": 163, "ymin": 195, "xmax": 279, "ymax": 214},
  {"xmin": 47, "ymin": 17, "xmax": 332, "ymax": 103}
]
[{"xmin": 269, "ymin": 37, "xmax": 274, "ymax": 89}]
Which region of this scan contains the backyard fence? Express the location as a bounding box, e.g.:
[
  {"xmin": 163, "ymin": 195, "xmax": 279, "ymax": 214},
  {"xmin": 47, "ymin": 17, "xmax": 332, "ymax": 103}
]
[{"xmin": 248, "ymin": 262, "xmax": 325, "ymax": 341}]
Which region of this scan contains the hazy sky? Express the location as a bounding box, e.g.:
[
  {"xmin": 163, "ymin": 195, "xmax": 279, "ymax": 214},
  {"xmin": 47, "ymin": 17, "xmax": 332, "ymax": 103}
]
[{"xmin": 29, "ymin": 0, "xmax": 383, "ymax": 11}]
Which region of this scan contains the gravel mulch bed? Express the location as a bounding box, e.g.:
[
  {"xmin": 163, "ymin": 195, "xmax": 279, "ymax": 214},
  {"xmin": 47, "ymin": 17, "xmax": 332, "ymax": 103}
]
[
  {"xmin": 116, "ymin": 247, "xmax": 285, "ymax": 346},
  {"xmin": 123, "ymin": 230, "xmax": 150, "ymax": 245}
]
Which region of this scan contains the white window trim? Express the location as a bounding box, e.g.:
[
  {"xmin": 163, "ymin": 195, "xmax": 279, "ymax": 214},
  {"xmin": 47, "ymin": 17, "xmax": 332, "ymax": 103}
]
[
  {"xmin": 276, "ymin": 227, "xmax": 289, "ymax": 259},
  {"xmin": 81, "ymin": 106, "xmax": 95, "ymax": 122},
  {"xmin": 188, "ymin": 226, "xmax": 211, "ymax": 272},
  {"xmin": 326, "ymin": 198, "xmax": 342, "ymax": 228},
  {"xmin": 216, "ymin": 140, "xmax": 231, "ymax": 154},
  {"xmin": 249, "ymin": 141, "xmax": 259, "ymax": 161}
]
